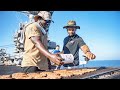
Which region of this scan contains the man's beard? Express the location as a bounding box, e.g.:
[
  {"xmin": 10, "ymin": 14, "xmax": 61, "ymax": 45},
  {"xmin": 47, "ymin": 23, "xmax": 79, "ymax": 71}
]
[{"xmin": 69, "ymin": 33, "xmax": 75, "ymax": 36}]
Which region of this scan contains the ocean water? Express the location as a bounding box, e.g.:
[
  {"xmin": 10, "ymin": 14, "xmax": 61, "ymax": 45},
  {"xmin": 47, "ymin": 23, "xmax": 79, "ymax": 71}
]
[{"xmin": 79, "ymin": 60, "xmax": 120, "ymax": 68}]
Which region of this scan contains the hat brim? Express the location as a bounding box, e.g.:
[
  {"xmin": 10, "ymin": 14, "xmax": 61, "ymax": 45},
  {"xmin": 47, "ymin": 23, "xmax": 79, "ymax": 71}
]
[
  {"xmin": 34, "ymin": 15, "xmax": 54, "ymax": 23},
  {"xmin": 63, "ymin": 26, "xmax": 80, "ymax": 29}
]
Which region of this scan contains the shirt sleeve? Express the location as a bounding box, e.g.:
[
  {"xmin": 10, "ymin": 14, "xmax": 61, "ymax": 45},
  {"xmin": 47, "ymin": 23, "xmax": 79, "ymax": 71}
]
[
  {"xmin": 27, "ymin": 25, "xmax": 41, "ymax": 39},
  {"xmin": 78, "ymin": 37, "xmax": 86, "ymax": 48}
]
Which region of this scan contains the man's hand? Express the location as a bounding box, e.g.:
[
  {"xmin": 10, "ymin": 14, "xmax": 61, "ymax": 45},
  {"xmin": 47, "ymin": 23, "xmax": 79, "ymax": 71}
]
[
  {"xmin": 49, "ymin": 54, "xmax": 64, "ymax": 66},
  {"xmin": 85, "ymin": 52, "xmax": 96, "ymax": 60},
  {"xmin": 81, "ymin": 45, "xmax": 96, "ymax": 60},
  {"xmin": 30, "ymin": 36, "xmax": 64, "ymax": 66}
]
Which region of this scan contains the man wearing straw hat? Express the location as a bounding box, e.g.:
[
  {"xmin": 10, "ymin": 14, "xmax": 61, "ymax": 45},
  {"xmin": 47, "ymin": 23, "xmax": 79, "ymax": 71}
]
[
  {"xmin": 62, "ymin": 20, "xmax": 96, "ymax": 69},
  {"xmin": 21, "ymin": 11, "xmax": 63, "ymax": 73}
]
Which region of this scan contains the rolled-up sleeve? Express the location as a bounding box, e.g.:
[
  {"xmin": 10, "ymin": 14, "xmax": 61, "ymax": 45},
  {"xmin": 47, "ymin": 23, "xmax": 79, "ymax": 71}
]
[{"xmin": 27, "ymin": 26, "xmax": 41, "ymax": 39}]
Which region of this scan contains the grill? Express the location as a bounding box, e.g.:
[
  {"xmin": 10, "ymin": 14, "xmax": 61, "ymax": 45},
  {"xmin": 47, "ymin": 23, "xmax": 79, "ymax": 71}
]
[{"xmin": 0, "ymin": 66, "xmax": 120, "ymax": 79}]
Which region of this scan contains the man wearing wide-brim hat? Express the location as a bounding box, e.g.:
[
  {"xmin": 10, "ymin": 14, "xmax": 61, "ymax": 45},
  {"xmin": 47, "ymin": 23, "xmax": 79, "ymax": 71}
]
[
  {"xmin": 21, "ymin": 11, "xmax": 63, "ymax": 73},
  {"xmin": 62, "ymin": 20, "xmax": 96, "ymax": 69}
]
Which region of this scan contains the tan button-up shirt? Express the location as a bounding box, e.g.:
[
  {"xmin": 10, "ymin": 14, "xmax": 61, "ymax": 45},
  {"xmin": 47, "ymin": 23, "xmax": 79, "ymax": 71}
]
[{"xmin": 21, "ymin": 22, "xmax": 49, "ymax": 70}]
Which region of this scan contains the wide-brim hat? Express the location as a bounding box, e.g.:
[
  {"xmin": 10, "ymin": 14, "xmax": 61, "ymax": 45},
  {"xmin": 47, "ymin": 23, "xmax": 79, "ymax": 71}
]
[
  {"xmin": 63, "ymin": 20, "xmax": 80, "ymax": 29},
  {"xmin": 34, "ymin": 11, "xmax": 54, "ymax": 22}
]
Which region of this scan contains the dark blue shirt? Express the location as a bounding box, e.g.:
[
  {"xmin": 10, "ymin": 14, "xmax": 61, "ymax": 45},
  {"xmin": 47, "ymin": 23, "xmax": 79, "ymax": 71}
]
[
  {"xmin": 53, "ymin": 50, "xmax": 60, "ymax": 54},
  {"xmin": 63, "ymin": 34, "xmax": 86, "ymax": 66}
]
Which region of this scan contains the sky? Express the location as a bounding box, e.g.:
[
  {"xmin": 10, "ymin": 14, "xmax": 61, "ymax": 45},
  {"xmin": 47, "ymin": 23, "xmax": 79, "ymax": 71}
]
[{"xmin": 0, "ymin": 11, "xmax": 120, "ymax": 60}]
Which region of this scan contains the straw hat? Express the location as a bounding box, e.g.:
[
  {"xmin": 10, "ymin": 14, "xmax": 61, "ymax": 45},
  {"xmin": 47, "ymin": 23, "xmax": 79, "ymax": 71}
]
[{"xmin": 63, "ymin": 20, "xmax": 80, "ymax": 29}]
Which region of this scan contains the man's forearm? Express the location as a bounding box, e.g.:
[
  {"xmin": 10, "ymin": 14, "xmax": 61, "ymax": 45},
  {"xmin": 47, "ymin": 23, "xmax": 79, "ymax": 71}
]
[
  {"xmin": 81, "ymin": 45, "xmax": 91, "ymax": 54},
  {"xmin": 81, "ymin": 45, "xmax": 96, "ymax": 60},
  {"xmin": 35, "ymin": 41, "xmax": 51, "ymax": 58},
  {"xmin": 30, "ymin": 36, "xmax": 51, "ymax": 58}
]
